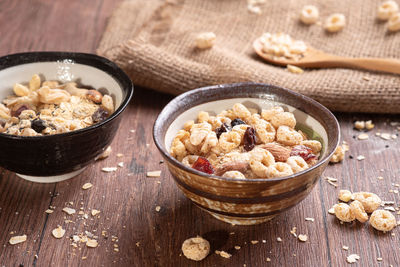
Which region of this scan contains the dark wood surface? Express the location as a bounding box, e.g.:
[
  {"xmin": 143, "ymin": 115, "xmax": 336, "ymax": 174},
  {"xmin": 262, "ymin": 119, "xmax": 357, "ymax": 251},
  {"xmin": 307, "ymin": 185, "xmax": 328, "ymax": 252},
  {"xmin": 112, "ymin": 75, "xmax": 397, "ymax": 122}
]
[{"xmin": 0, "ymin": 1, "xmax": 399, "ymax": 266}]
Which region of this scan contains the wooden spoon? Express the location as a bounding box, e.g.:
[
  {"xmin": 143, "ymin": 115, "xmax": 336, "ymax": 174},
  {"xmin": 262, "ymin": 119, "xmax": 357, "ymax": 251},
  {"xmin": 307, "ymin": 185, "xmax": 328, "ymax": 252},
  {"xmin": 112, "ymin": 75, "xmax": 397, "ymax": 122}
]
[{"xmin": 253, "ymin": 37, "xmax": 400, "ymax": 75}]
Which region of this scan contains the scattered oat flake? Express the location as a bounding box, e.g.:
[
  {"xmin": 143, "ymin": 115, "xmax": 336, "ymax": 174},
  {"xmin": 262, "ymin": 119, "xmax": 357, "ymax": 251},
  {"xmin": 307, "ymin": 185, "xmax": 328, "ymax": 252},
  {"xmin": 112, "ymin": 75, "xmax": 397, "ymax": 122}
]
[
  {"xmin": 155, "ymin": 206, "xmax": 161, "ymax": 212},
  {"xmin": 86, "ymin": 239, "xmax": 98, "ymax": 248},
  {"xmin": 52, "ymin": 226, "xmax": 65, "ymax": 239},
  {"xmin": 277, "ymin": 237, "xmax": 282, "ymax": 242},
  {"xmin": 129, "ymin": 129, "xmax": 135, "ymax": 133},
  {"xmin": 147, "ymin": 171, "xmax": 161, "ymax": 177},
  {"xmin": 82, "ymin": 183, "xmax": 93, "ymax": 190},
  {"xmin": 266, "ymin": 257, "xmax": 271, "ymax": 262},
  {"xmin": 377, "ymin": 176, "xmax": 384, "ymax": 180},
  {"xmin": 9, "ymin": 235, "xmax": 27, "ymax": 245},
  {"xmin": 45, "ymin": 209, "xmax": 54, "ymax": 214},
  {"xmin": 251, "ymin": 240, "xmax": 259, "ymax": 244},
  {"xmin": 91, "ymin": 209, "xmax": 101, "ymax": 216},
  {"xmin": 298, "ymin": 234, "xmax": 307, "ymax": 242},
  {"xmin": 234, "ymin": 245, "xmax": 241, "ymax": 250},
  {"xmin": 380, "ymin": 133, "xmax": 391, "ymax": 140},
  {"xmin": 357, "ymin": 155, "xmax": 365, "ymax": 161},
  {"xmin": 362, "ymin": 76, "xmax": 371, "ymax": 81},
  {"xmin": 342, "ymin": 246, "xmax": 349, "ymax": 250},
  {"xmin": 62, "ymin": 207, "xmax": 76, "ymax": 215},
  {"xmin": 328, "ymin": 207, "xmax": 335, "ymax": 214},
  {"xmin": 377, "ymin": 257, "xmax": 383, "ymax": 261},
  {"xmin": 135, "ymin": 242, "xmax": 140, "ymax": 247},
  {"xmin": 117, "ymin": 162, "xmax": 124, "ymax": 168},
  {"xmin": 215, "ymin": 250, "xmax": 232, "ymax": 258},
  {"xmin": 357, "ymin": 133, "xmax": 369, "ymax": 140},
  {"xmin": 305, "ymin": 217, "xmax": 315, "ymax": 222},
  {"xmin": 117, "ymin": 153, "xmax": 124, "ymax": 157},
  {"xmin": 102, "ymin": 167, "xmax": 117, "ymax": 172},
  {"xmin": 384, "ymin": 207, "xmax": 396, "ymax": 212},
  {"xmin": 347, "ymin": 254, "xmax": 360, "ymax": 264}
]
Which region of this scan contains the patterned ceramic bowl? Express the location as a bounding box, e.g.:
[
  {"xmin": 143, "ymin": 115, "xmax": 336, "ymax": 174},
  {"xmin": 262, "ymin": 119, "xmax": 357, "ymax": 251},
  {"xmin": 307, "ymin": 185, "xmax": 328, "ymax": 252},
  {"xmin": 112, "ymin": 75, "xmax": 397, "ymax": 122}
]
[
  {"xmin": 0, "ymin": 52, "xmax": 133, "ymax": 183},
  {"xmin": 153, "ymin": 82, "xmax": 339, "ymax": 225}
]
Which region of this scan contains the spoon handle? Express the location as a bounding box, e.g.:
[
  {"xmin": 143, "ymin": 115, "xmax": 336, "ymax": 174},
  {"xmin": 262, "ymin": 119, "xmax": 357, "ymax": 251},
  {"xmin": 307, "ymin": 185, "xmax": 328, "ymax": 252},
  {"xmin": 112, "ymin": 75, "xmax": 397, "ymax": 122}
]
[{"xmin": 335, "ymin": 57, "xmax": 400, "ymax": 75}]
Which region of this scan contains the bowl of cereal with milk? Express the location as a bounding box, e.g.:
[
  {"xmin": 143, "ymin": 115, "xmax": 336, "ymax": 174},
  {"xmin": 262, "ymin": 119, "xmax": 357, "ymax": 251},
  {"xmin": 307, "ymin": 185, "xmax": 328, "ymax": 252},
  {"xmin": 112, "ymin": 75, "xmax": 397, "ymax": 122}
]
[
  {"xmin": 0, "ymin": 52, "xmax": 133, "ymax": 182},
  {"xmin": 153, "ymin": 82, "xmax": 339, "ymax": 225}
]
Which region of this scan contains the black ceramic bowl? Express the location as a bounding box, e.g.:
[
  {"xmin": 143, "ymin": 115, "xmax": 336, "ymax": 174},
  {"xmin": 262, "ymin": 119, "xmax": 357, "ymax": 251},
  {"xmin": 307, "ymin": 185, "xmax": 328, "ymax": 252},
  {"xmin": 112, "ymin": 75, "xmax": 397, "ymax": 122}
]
[{"xmin": 0, "ymin": 52, "xmax": 133, "ymax": 182}]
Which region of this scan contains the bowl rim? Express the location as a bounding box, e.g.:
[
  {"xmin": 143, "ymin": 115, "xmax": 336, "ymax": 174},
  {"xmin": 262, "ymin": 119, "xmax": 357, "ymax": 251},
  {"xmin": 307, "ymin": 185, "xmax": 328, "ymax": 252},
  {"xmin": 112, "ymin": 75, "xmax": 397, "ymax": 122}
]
[
  {"xmin": 153, "ymin": 82, "xmax": 340, "ymax": 183},
  {"xmin": 0, "ymin": 51, "xmax": 133, "ymax": 140}
]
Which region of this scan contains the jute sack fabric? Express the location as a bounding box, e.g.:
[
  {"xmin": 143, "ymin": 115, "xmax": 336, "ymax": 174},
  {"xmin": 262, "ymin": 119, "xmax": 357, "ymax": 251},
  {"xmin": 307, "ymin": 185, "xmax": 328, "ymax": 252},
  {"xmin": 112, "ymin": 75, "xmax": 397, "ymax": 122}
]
[{"xmin": 98, "ymin": 0, "xmax": 400, "ymax": 113}]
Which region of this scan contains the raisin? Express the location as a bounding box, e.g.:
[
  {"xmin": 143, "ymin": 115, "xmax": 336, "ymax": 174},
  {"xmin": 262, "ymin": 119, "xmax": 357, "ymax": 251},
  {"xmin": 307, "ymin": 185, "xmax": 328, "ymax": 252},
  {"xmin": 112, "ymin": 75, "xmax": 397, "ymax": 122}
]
[
  {"xmin": 243, "ymin": 127, "xmax": 257, "ymax": 151},
  {"xmin": 31, "ymin": 118, "xmax": 47, "ymax": 133},
  {"xmin": 215, "ymin": 123, "xmax": 231, "ymax": 139},
  {"xmin": 290, "ymin": 145, "xmax": 317, "ymax": 162},
  {"xmin": 92, "ymin": 107, "xmax": 109, "ymax": 123},
  {"xmin": 192, "ymin": 157, "xmax": 214, "ymax": 174},
  {"xmin": 11, "ymin": 105, "xmax": 29, "ymax": 117},
  {"xmin": 231, "ymin": 118, "xmax": 246, "ymax": 128}
]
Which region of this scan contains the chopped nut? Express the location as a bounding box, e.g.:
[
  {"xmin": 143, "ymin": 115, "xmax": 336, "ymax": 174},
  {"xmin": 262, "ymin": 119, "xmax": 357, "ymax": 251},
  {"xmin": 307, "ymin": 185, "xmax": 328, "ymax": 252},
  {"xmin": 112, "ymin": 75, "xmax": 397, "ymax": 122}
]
[
  {"xmin": 147, "ymin": 171, "xmax": 161, "ymax": 177},
  {"xmin": 286, "ymin": 65, "xmax": 304, "ymax": 74},
  {"xmin": 52, "ymin": 226, "xmax": 66, "ymax": 239},
  {"xmin": 346, "ymin": 254, "xmax": 360, "ymax": 264},
  {"xmin": 9, "ymin": 235, "xmax": 27, "ymax": 245},
  {"xmin": 62, "ymin": 207, "xmax": 76, "ymax": 215},
  {"xmin": 195, "ymin": 32, "xmax": 216, "ymax": 49},
  {"xmin": 251, "ymin": 240, "xmax": 259, "ymax": 244},
  {"xmin": 365, "ymin": 120, "xmax": 374, "ymax": 130},
  {"xmin": 45, "ymin": 209, "xmax": 54, "ymax": 214},
  {"xmin": 91, "ymin": 209, "xmax": 101, "ymax": 216},
  {"xmin": 354, "ymin": 121, "xmax": 365, "ymax": 130},
  {"xmin": 82, "ymin": 183, "xmax": 93, "ymax": 190},
  {"xmin": 86, "ymin": 239, "xmax": 98, "ymax": 248},
  {"xmin": 339, "ymin": 190, "xmax": 353, "ymax": 202},
  {"xmin": 298, "ymin": 234, "xmax": 308, "ymax": 242}
]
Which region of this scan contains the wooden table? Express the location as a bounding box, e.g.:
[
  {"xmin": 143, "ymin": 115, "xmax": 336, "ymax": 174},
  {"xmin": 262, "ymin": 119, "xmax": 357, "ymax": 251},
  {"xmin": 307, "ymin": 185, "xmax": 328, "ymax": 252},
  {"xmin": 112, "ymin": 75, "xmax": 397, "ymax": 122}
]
[{"xmin": 0, "ymin": 1, "xmax": 399, "ymax": 266}]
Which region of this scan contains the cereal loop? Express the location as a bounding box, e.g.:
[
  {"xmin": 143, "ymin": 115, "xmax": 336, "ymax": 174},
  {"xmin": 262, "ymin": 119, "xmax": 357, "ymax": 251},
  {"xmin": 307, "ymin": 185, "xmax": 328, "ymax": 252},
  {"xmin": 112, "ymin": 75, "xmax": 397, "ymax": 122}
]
[
  {"xmin": 218, "ymin": 131, "xmax": 241, "ymax": 153},
  {"xmin": 350, "ymin": 200, "xmax": 368, "ymax": 223},
  {"xmin": 276, "ymin": 126, "xmax": 303, "ymax": 146},
  {"xmin": 222, "ymin": 171, "xmax": 246, "ymax": 179},
  {"xmin": 334, "ymin": 203, "xmax": 355, "ymax": 222},
  {"xmin": 286, "ymin": 156, "xmax": 308, "ymax": 173},
  {"xmin": 369, "ymin": 210, "xmax": 396, "ymax": 232},
  {"xmin": 266, "ymin": 162, "xmax": 293, "ymax": 178},
  {"xmin": 353, "ymin": 192, "xmax": 381, "ymax": 213}
]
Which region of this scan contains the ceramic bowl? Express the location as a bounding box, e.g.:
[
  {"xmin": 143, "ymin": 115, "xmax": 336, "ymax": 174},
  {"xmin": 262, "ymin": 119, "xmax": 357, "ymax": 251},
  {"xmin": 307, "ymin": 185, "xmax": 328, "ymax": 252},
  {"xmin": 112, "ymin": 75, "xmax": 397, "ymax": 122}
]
[
  {"xmin": 0, "ymin": 52, "xmax": 133, "ymax": 183},
  {"xmin": 153, "ymin": 82, "xmax": 339, "ymax": 225}
]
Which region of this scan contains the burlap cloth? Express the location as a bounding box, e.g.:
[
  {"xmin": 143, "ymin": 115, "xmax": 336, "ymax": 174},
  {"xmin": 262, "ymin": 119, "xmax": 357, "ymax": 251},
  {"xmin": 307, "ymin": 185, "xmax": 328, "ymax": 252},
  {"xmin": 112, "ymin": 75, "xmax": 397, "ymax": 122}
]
[{"xmin": 98, "ymin": 0, "xmax": 400, "ymax": 113}]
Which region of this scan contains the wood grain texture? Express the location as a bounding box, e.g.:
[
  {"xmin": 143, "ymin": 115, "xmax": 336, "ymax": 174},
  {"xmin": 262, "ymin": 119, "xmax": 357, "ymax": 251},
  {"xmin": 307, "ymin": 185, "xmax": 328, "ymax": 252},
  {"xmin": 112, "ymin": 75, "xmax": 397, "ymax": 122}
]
[{"xmin": 0, "ymin": 0, "xmax": 399, "ymax": 266}]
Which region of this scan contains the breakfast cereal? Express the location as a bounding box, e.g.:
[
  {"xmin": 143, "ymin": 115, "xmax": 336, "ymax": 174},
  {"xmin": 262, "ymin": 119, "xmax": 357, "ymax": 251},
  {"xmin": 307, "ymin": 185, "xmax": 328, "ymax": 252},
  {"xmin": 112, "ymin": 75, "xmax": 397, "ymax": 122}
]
[
  {"xmin": 324, "ymin": 14, "xmax": 346, "ymax": 33},
  {"xmin": 0, "ymin": 74, "xmax": 114, "ymax": 136},
  {"xmin": 369, "ymin": 210, "xmax": 396, "ymax": 231},
  {"xmin": 300, "ymin": 5, "xmax": 319, "ymax": 25},
  {"xmin": 170, "ymin": 103, "xmax": 322, "ymax": 179},
  {"xmin": 182, "ymin": 236, "xmax": 210, "ymax": 261}
]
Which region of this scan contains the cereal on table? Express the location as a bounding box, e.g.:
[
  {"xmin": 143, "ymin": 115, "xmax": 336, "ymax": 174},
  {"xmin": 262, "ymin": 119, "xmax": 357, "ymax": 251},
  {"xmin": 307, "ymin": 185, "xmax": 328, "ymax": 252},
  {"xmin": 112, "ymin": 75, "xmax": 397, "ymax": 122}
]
[
  {"xmin": 170, "ymin": 103, "xmax": 322, "ymax": 179},
  {"xmin": 0, "ymin": 74, "xmax": 114, "ymax": 136}
]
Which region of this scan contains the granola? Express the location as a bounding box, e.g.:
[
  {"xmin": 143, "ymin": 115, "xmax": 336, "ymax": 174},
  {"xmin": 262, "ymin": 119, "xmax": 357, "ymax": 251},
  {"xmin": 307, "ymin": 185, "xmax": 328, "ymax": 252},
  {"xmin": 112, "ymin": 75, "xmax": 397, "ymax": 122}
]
[
  {"xmin": 170, "ymin": 103, "xmax": 322, "ymax": 179},
  {"xmin": 0, "ymin": 74, "xmax": 114, "ymax": 136}
]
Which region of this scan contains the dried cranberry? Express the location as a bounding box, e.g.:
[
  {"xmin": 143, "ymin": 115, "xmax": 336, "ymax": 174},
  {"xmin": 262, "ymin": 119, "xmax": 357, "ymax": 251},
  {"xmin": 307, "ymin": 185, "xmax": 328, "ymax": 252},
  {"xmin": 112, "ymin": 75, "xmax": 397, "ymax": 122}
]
[
  {"xmin": 11, "ymin": 105, "xmax": 29, "ymax": 117},
  {"xmin": 215, "ymin": 123, "xmax": 231, "ymax": 139},
  {"xmin": 290, "ymin": 145, "xmax": 317, "ymax": 162},
  {"xmin": 31, "ymin": 118, "xmax": 47, "ymax": 133},
  {"xmin": 192, "ymin": 157, "xmax": 214, "ymax": 174},
  {"xmin": 243, "ymin": 127, "xmax": 257, "ymax": 151},
  {"xmin": 231, "ymin": 118, "xmax": 246, "ymax": 128},
  {"xmin": 92, "ymin": 107, "xmax": 109, "ymax": 123}
]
